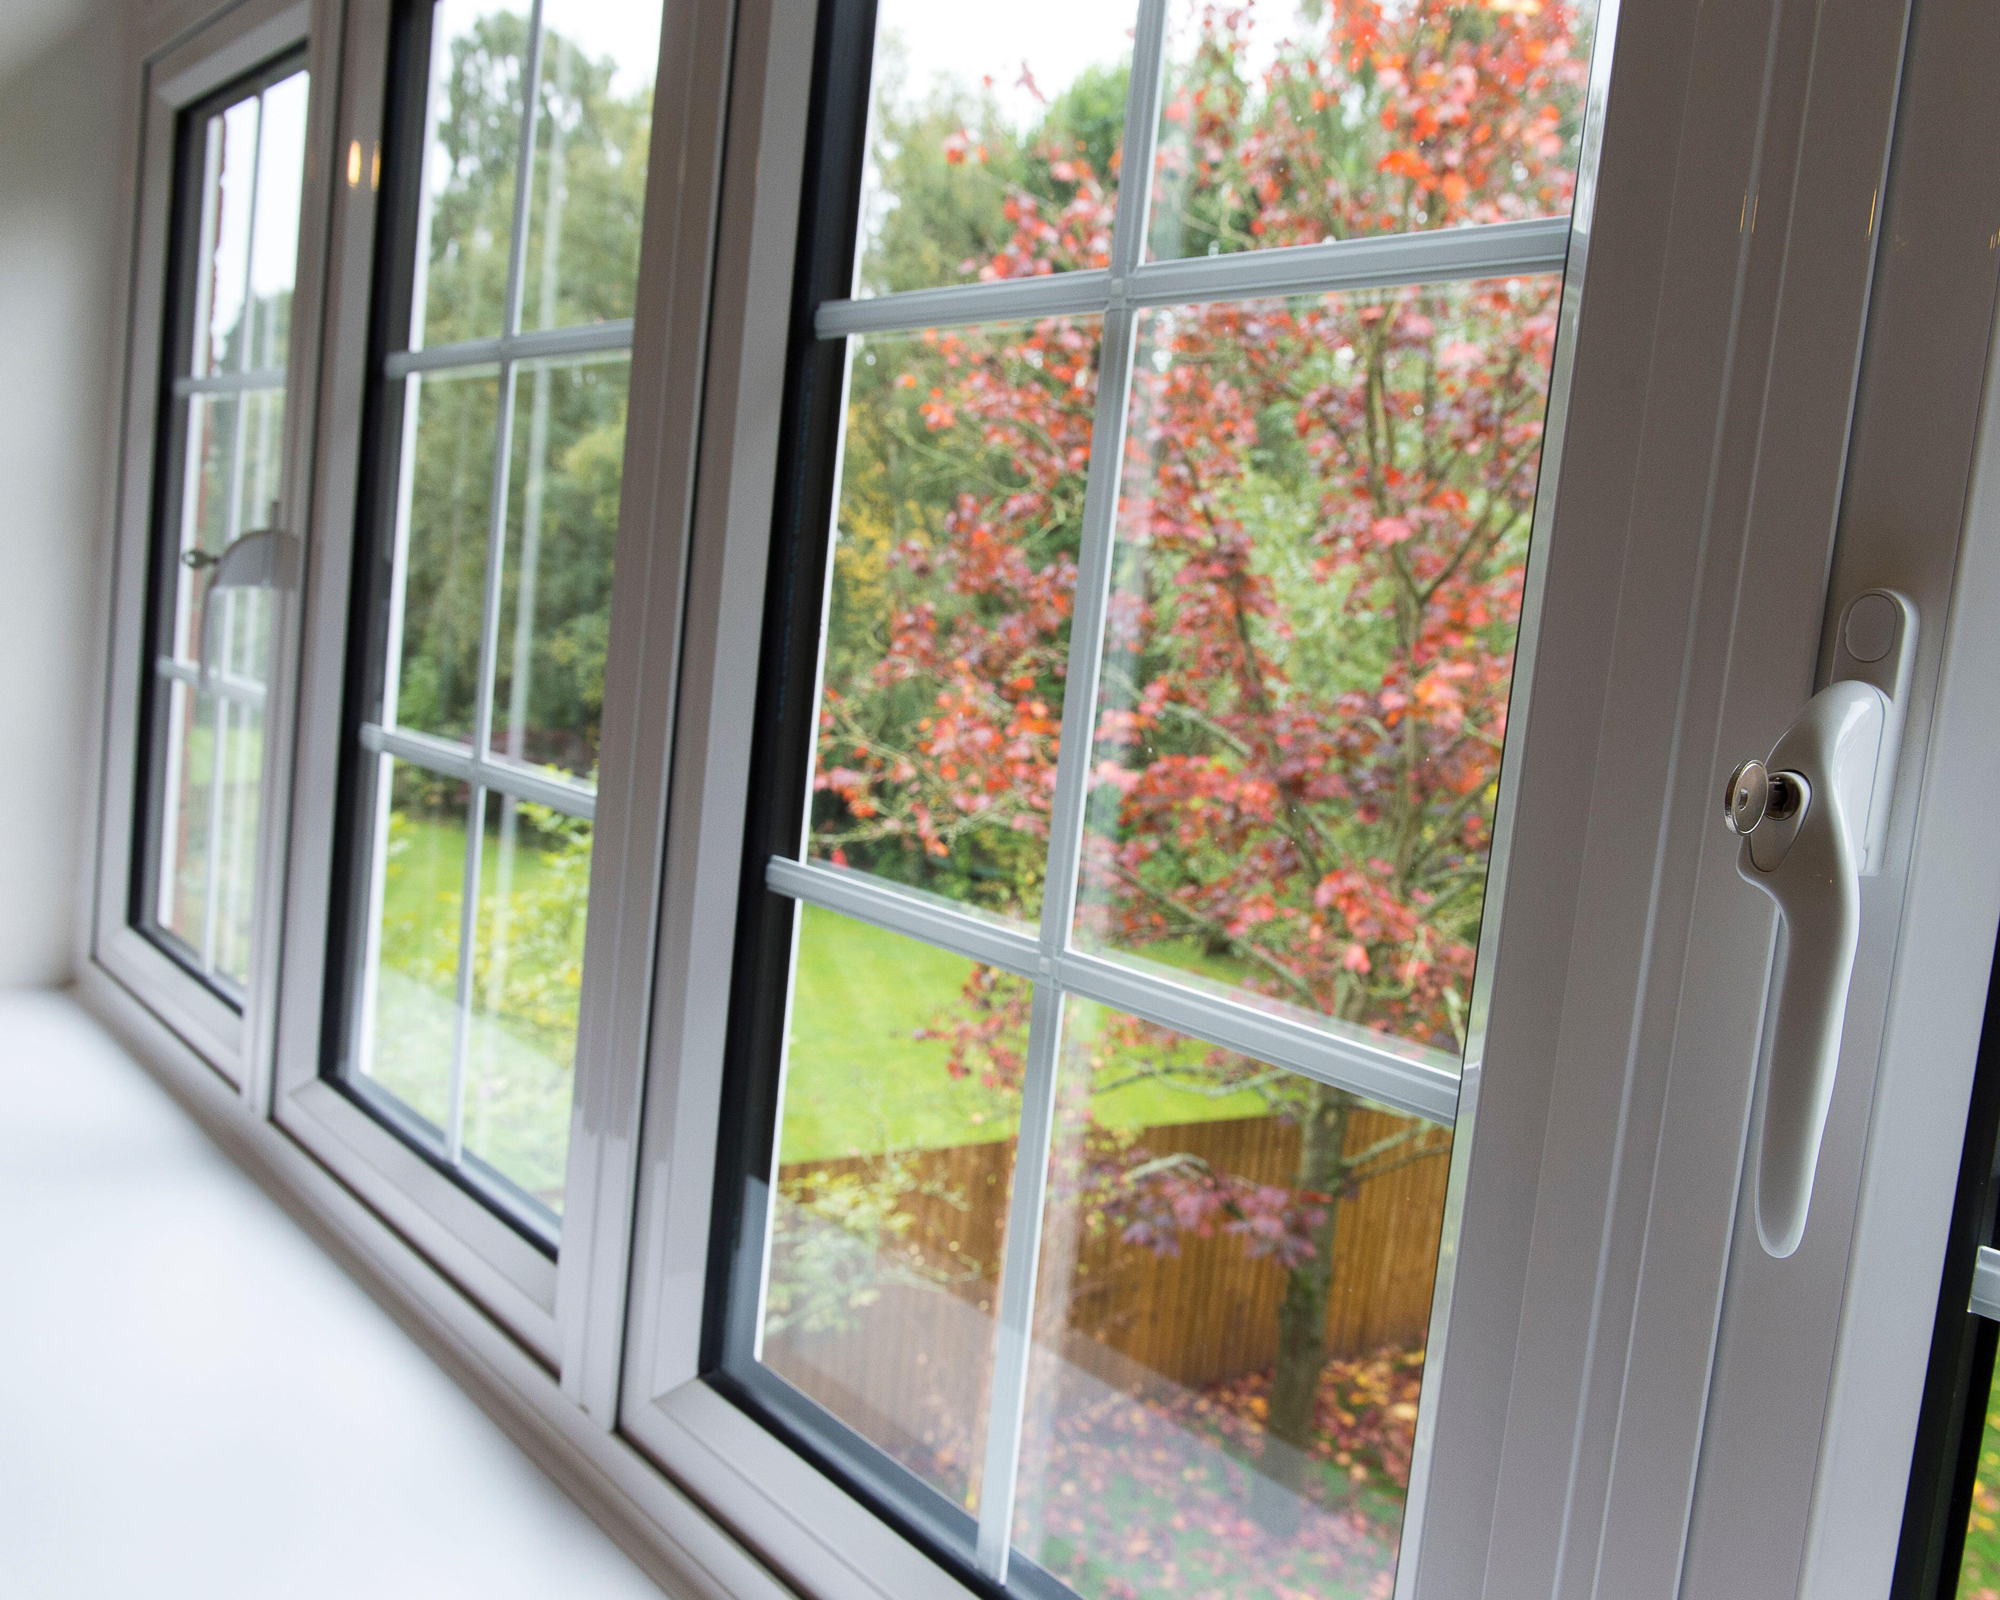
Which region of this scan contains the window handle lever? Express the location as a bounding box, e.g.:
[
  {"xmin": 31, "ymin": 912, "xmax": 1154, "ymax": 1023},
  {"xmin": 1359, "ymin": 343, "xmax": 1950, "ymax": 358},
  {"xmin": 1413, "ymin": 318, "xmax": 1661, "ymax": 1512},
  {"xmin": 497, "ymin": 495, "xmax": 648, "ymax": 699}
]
[
  {"xmin": 191, "ymin": 518, "xmax": 301, "ymax": 692},
  {"xmin": 1722, "ymin": 589, "xmax": 1916, "ymax": 1258}
]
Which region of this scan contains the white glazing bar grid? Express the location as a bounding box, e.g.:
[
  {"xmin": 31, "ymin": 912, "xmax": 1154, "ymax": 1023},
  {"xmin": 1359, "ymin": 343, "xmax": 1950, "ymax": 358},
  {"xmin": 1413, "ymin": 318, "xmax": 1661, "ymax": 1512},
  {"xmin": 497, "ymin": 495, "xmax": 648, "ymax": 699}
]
[
  {"xmin": 756, "ymin": 0, "xmax": 1576, "ymax": 1576},
  {"xmin": 815, "ymin": 215, "xmax": 1571, "ymax": 341},
  {"xmin": 970, "ymin": 0, "xmax": 1167, "ymax": 1573},
  {"xmin": 765, "ymin": 857, "xmax": 1459, "ymax": 1125}
]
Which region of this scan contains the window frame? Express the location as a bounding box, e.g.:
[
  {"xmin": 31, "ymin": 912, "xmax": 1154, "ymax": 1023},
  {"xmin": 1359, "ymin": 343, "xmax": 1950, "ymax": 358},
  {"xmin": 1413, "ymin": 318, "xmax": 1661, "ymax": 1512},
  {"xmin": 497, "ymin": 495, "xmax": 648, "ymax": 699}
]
[
  {"xmin": 612, "ymin": 2, "xmax": 1944, "ymax": 1599},
  {"xmin": 268, "ymin": 0, "xmax": 713, "ymax": 1371},
  {"xmin": 75, "ymin": 0, "xmax": 2000, "ymax": 1597},
  {"xmin": 691, "ymin": 0, "xmax": 1574, "ymax": 1587},
  {"xmin": 93, "ymin": 0, "xmax": 334, "ymax": 1099}
]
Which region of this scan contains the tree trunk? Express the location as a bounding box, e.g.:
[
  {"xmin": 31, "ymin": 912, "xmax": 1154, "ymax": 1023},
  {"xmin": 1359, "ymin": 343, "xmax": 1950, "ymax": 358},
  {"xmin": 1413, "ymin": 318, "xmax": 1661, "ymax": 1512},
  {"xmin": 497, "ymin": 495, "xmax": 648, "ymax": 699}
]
[{"xmin": 1255, "ymin": 1082, "xmax": 1353, "ymax": 1532}]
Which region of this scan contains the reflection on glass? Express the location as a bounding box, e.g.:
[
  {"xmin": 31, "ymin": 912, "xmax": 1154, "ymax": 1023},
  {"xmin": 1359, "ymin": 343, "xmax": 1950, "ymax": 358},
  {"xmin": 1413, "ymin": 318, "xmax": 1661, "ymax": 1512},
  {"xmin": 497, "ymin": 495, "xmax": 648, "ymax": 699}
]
[
  {"xmin": 520, "ymin": 12, "xmax": 660, "ymax": 331},
  {"xmin": 854, "ymin": 0, "xmax": 1134, "ymax": 296},
  {"xmin": 807, "ymin": 319, "xmax": 1102, "ymax": 922},
  {"xmin": 1012, "ymin": 1001, "xmax": 1451, "ymax": 1597},
  {"xmin": 489, "ymin": 354, "xmax": 628, "ymax": 779},
  {"xmin": 761, "ymin": 905, "xmax": 1026, "ymax": 1512},
  {"xmin": 1147, "ymin": 0, "xmax": 1595, "ymax": 261},
  {"xmin": 463, "ymin": 789, "xmax": 590, "ymax": 1215},
  {"xmin": 152, "ymin": 681, "xmax": 266, "ymax": 989},
  {"xmin": 358, "ymin": 760, "xmax": 470, "ymax": 1133},
  {"xmin": 1961, "ymin": 1360, "xmax": 2000, "ymax": 1599},
  {"xmin": 247, "ymin": 70, "xmax": 308, "ymax": 368},
  {"xmin": 172, "ymin": 393, "xmax": 239, "ymax": 656},
  {"xmin": 412, "ymin": 0, "xmax": 532, "ymax": 349},
  {"xmin": 196, "ymin": 95, "xmax": 259, "ymax": 376},
  {"xmin": 1073, "ymin": 278, "xmax": 1559, "ymax": 1059},
  {"xmin": 390, "ymin": 366, "xmax": 500, "ymax": 744}
]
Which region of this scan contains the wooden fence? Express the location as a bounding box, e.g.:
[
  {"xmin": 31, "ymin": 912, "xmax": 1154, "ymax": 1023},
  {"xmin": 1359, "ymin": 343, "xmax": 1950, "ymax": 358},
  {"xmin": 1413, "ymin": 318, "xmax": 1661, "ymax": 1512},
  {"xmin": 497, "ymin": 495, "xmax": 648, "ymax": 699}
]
[{"xmin": 765, "ymin": 1107, "xmax": 1451, "ymax": 1472}]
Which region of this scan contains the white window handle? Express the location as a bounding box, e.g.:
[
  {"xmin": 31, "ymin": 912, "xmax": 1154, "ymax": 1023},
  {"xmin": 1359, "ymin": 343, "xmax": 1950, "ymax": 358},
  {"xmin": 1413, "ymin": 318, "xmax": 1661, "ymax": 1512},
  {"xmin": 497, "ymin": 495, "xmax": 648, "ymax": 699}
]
[
  {"xmin": 184, "ymin": 524, "xmax": 300, "ymax": 692},
  {"xmin": 1723, "ymin": 590, "xmax": 1916, "ymax": 1257}
]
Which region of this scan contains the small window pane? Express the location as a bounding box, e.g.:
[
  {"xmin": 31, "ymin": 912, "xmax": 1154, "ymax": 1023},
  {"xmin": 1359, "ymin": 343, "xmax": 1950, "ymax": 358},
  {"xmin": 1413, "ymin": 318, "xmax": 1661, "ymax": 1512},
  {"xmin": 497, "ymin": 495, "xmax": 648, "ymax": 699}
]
[
  {"xmin": 1012, "ymin": 1001, "xmax": 1450, "ymax": 1596},
  {"xmin": 463, "ymin": 790, "xmax": 590, "ymax": 1216},
  {"xmin": 854, "ymin": 0, "xmax": 1136, "ymax": 297},
  {"xmin": 807, "ymin": 319, "xmax": 1102, "ymax": 923},
  {"xmin": 489, "ymin": 354, "xmax": 628, "ymax": 779},
  {"xmin": 761, "ymin": 905, "xmax": 1028, "ymax": 1514},
  {"xmin": 248, "ymin": 71, "xmax": 309, "ymax": 369},
  {"xmin": 412, "ymin": 0, "xmax": 533, "ymax": 349},
  {"xmin": 388, "ymin": 366, "xmax": 501, "ymax": 744},
  {"xmin": 168, "ymin": 393, "xmax": 240, "ymax": 659},
  {"xmin": 1963, "ymin": 1361, "xmax": 2000, "ymax": 1597},
  {"xmin": 1147, "ymin": 0, "xmax": 1595, "ymax": 262},
  {"xmin": 357, "ymin": 761, "xmax": 471, "ymax": 1135},
  {"xmin": 1074, "ymin": 278, "xmax": 1559, "ymax": 1060},
  {"xmin": 194, "ymin": 96, "xmax": 260, "ymax": 376},
  {"xmin": 519, "ymin": 15, "xmax": 660, "ymax": 332},
  {"xmin": 151, "ymin": 682, "xmax": 265, "ymax": 989}
]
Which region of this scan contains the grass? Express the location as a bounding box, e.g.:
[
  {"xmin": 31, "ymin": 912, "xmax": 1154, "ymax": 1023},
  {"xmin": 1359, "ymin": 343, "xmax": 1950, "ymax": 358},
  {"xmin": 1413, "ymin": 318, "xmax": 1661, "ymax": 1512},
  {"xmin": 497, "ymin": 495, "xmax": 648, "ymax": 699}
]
[
  {"xmin": 780, "ymin": 906, "xmax": 1273, "ymax": 1163},
  {"xmin": 377, "ymin": 820, "xmax": 1293, "ymax": 1171},
  {"xmin": 1962, "ymin": 1371, "xmax": 2000, "ymax": 1597}
]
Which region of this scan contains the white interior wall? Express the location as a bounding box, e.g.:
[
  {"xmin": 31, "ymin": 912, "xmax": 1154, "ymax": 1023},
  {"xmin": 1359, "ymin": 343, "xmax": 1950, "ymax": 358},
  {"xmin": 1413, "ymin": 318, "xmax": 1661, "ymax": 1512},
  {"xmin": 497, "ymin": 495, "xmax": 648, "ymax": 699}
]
[{"xmin": 0, "ymin": 0, "xmax": 126, "ymax": 987}]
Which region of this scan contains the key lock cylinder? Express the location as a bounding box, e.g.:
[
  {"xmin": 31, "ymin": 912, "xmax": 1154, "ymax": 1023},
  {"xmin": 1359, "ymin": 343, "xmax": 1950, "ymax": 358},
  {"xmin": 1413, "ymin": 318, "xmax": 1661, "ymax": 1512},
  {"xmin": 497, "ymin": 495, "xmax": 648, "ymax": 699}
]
[{"xmin": 1721, "ymin": 589, "xmax": 1917, "ymax": 1258}]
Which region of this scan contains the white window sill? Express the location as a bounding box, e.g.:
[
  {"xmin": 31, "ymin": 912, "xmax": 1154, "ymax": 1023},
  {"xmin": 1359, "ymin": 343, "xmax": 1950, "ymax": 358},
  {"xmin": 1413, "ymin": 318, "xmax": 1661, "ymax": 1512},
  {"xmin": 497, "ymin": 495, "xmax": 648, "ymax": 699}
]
[{"xmin": 0, "ymin": 988, "xmax": 663, "ymax": 1600}]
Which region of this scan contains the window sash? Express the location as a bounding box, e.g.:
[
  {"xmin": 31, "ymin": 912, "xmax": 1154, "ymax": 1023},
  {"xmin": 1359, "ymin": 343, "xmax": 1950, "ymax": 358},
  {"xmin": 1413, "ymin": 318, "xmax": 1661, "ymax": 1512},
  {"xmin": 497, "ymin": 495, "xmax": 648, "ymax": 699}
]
[{"xmin": 732, "ymin": 0, "xmax": 1586, "ymax": 1582}]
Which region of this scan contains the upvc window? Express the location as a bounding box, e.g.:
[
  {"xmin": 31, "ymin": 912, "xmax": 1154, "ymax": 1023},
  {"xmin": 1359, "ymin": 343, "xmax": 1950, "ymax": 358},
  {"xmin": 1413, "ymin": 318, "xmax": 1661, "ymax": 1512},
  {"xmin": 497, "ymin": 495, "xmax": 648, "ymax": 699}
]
[
  {"xmin": 699, "ymin": 0, "xmax": 1594, "ymax": 1589},
  {"xmin": 137, "ymin": 55, "xmax": 310, "ymax": 1003},
  {"xmin": 324, "ymin": 0, "xmax": 660, "ymax": 1238}
]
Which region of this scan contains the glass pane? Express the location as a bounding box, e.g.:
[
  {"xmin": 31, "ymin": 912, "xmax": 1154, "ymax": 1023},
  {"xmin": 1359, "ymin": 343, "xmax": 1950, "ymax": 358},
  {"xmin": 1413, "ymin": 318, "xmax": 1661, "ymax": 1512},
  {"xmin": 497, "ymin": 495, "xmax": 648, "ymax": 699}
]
[
  {"xmin": 389, "ymin": 365, "xmax": 501, "ymax": 743},
  {"xmin": 489, "ymin": 354, "xmax": 628, "ymax": 779},
  {"xmin": 248, "ymin": 70, "xmax": 309, "ymax": 369},
  {"xmin": 463, "ymin": 789, "xmax": 591, "ymax": 1216},
  {"xmin": 193, "ymin": 96, "xmax": 259, "ymax": 376},
  {"xmin": 1963, "ymin": 1359, "xmax": 2000, "ymax": 1598},
  {"xmin": 168, "ymin": 393, "xmax": 239, "ymax": 662},
  {"xmin": 210, "ymin": 691, "xmax": 266, "ymax": 986},
  {"xmin": 519, "ymin": 12, "xmax": 660, "ymax": 331},
  {"xmin": 854, "ymin": 0, "xmax": 1135, "ymax": 297},
  {"xmin": 1147, "ymin": 0, "xmax": 1595, "ymax": 262},
  {"xmin": 807, "ymin": 318, "xmax": 1102, "ymax": 923},
  {"xmin": 357, "ymin": 760, "xmax": 471, "ymax": 1135},
  {"xmin": 1012, "ymin": 1000, "xmax": 1451, "ymax": 1596},
  {"xmin": 412, "ymin": 0, "xmax": 532, "ymax": 349},
  {"xmin": 1074, "ymin": 278, "xmax": 1559, "ymax": 1060},
  {"xmin": 153, "ymin": 680, "xmax": 216, "ymax": 954},
  {"xmin": 761, "ymin": 905, "xmax": 1028, "ymax": 1513}
]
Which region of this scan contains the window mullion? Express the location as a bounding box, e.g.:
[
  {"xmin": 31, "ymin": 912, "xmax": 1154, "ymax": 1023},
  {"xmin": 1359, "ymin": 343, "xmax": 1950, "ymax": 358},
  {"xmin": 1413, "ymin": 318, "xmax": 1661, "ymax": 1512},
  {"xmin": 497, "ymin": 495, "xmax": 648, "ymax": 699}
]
[{"xmin": 972, "ymin": 0, "xmax": 1170, "ymax": 1577}]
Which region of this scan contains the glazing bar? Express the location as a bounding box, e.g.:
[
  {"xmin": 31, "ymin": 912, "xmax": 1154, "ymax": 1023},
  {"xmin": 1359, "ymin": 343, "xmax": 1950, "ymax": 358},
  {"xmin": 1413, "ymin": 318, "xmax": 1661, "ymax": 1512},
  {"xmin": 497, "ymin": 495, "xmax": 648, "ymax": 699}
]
[
  {"xmin": 360, "ymin": 721, "xmax": 597, "ymax": 819},
  {"xmin": 155, "ymin": 654, "xmax": 268, "ymax": 709},
  {"xmin": 174, "ymin": 367, "xmax": 288, "ymax": 397},
  {"xmin": 974, "ymin": 0, "xmax": 1168, "ymax": 1574},
  {"xmin": 765, "ymin": 855, "xmax": 1460, "ymax": 1127},
  {"xmin": 814, "ymin": 216, "xmax": 1572, "ymax": 341},
  {"xmin": 383, "ymin": 317, "xmax": 633, "ymax": 379}
]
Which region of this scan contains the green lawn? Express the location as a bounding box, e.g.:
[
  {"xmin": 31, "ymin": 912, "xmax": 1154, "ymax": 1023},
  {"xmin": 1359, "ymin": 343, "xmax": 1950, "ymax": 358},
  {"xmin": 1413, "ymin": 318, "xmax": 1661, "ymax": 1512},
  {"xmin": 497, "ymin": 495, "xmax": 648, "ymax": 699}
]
[
  {"xmin": 376, "ymin": 820, "xmax": 1290, "ymax": 1170},
  {"xmin": 1962, "ymin": 1367, "xmax": 2000, "ymax": 1597},
  {"xmin": 780, "ymin": 905, "xmax": 1273, "ymax": 1163}
]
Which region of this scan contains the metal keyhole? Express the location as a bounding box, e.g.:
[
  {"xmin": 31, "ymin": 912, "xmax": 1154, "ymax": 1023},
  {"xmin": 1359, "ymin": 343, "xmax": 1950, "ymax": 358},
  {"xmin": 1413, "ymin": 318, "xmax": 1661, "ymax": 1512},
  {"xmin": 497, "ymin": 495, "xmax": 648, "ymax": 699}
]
[{"xmin": 1723, "ymin": 759, "xmax": 1804, "ymax": 835}]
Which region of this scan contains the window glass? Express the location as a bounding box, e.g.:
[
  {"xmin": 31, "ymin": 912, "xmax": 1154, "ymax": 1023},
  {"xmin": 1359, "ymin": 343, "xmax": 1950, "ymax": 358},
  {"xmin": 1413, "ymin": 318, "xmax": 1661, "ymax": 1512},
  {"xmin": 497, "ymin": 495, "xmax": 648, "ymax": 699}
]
[
  {"xmin": 808, "ymin": 320, "xmax": 1102, "ymax": 922},
  {"xmin": 1963, "ymin": 1365, "xmax": 2000, "ymax": 1598},
  {"xmin": 715, "ymin": 0, "xmax": 1599, "ymax": 1591},
  {"xmin": 1147, "ymin": 0, "xmax": 1593, "ymax": 261},
  {"xmin": 336, "ymin": 0, "xmax": 660, "ymax": 1238},
  {"xmin": 854, "ymin": 0, "xmax": 1135, "ymax": 297},
  {"xmin": 137, "ymin": 58, "xmax": 309, "ymax": 1000}
]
